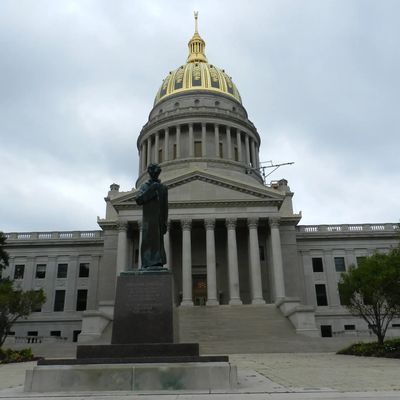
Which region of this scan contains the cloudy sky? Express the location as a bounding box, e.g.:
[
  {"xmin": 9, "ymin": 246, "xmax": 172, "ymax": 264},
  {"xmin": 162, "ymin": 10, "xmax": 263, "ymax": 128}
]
[{"xmin": 1, "ymin": 0, "xmax": 399, "ymax": 232}]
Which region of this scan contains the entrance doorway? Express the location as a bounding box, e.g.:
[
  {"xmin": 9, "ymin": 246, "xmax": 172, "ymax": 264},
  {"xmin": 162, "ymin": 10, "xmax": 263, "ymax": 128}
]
[{"xmin": 193, "ymin": 274, "xmax": 207, "ymax": 306}]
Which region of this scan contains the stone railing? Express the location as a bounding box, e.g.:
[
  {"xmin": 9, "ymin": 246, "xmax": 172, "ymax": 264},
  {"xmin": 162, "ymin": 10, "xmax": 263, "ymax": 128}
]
[
  {"xmin": 4, "ymin": 231, "xmax": 103, "ymax": 241},
  {"xmin": 14, "ymin": 335, "xmax": 68, "ymax": 344},
  {"xmin": 297, "ymin": 223, "xmax": 399, "ymax": 234}
]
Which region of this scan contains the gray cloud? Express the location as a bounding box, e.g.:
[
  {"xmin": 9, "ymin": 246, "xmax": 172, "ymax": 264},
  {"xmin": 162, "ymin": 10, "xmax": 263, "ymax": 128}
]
[{"xmin": 0, "ymin": 0, "xmax": 399, "ymax": 232}]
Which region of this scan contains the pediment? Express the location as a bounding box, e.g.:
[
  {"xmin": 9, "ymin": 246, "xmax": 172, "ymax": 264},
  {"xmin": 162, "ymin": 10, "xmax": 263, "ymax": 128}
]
[{"xmin": 111, "ymin": 170, "xmax": 284, "ymax": 209}]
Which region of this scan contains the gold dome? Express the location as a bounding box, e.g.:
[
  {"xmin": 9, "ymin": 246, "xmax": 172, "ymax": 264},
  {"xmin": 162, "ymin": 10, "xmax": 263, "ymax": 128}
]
[{"xmin": 154, "ymin": 12, "xmax": 242, "ymax": 105}]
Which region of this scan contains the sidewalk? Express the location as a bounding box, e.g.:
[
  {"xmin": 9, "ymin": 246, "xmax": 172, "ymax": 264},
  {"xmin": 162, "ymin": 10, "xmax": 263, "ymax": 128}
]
[{"xmin": 0, "ymin": 353, "xmax": 399, "ymax": 399}]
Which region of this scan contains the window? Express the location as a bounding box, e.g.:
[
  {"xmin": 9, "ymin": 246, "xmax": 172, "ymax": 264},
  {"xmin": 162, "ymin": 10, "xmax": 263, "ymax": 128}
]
[
  {"xmin": 158, "ymin": 148, "xmax": 163, "ymax": 163},
  {"xmin": 344, "ymin": 324, "xmax": 356, "ymax": 331},
  {"xmin": 54, "ymin": 290, "xmax": 66, "ymax": 312},
  {"xmin": 173, "ymin": 144, "xmax": 177, "ymax": 159},
  {"xmin": 334, "ymin": 257, "xmax": 346, "ymax": 272},
  {"xmin": 219, "ymin": 142, "xmax": 223, "ymax": 158},
  {"xmin": 50, "ymin": 330, "xmax": 61, "ymax": 337},
  {"xmin": 312, "ymin": 257, "xmax": 323, "ymax": 272},
  {"xmin": 27, "ymin": 331, "xmax": 38, "ymax": 336},
  {"xmin": 392, "ymin": 324, "xmax": 400, "ymax": 328},
  {"xmin": 194, "ymin": 141, "xmax": 202, "ymax": 157},
  {"xmin": 79, "ymin": 263, "xmax": 90, "ymax": 278},
  {"xmin": 356, "ymin": 256, "xmax": 367, "ymax": 266},
  {"xmin": 315, "ymin": 284, "xmax": 328, "ymax": 306},
  {"xmin": 35, "ymin": 264, "xmax": 46, "ymax": 279},
  {"xmin": 14, "ymin": 264, "xmax": 25, "ymax": 280},
  {"xmin": 320, "ymin": 325, "xmax": 332, "ymax": 337},
  {"xmin": 234, "ymin": 146, "xmax": 239, "ymax": 161},
  {"xmin": 76, "ymin": 289, "xmax": 88, "ymax": 311},
  {"xmin": 57, "ymin": 263, "xmax": 68, "ymax": 279},
  {"xmin": 73, "ymin": 330, "xmax": 81, "ymax": 342}
]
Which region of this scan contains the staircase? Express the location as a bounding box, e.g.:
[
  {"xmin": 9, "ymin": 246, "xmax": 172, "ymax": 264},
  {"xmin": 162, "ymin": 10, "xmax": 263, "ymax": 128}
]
[{"xmin": 178, "ymin": 304, "xmax": 347, "ymax": 354}]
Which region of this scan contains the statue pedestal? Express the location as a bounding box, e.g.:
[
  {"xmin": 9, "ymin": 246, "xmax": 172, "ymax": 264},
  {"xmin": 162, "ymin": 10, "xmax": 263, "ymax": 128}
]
[
  {"xmin": 111, "ymin": 271, "xmax": 174, "ymax": 344},
  {"xmin": 25, "ymin": 270, "xmax": 237, "ymax": 392}
]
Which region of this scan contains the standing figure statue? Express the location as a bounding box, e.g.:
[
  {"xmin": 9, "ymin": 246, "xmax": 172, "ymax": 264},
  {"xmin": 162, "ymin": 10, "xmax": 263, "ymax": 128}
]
[{"xmin": 135, "ymin": 163, "xmax": 168, "ymax": 269}]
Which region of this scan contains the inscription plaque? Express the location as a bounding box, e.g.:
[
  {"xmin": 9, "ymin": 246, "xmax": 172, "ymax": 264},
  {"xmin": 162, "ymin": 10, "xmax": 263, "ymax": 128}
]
[{"xmin": 111, "ymin": 272, "xmax": 174, "ymax": 344}]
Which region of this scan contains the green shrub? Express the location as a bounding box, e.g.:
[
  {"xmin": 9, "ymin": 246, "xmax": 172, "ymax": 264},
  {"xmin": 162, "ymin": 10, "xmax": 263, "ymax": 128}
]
[
  {"xmin": 0, "ymin": 347, "xmax": 35, "ymax": 363},
  {"xmin": 338, "ymin": 338, "xmax": 400, "ymax": 358}
]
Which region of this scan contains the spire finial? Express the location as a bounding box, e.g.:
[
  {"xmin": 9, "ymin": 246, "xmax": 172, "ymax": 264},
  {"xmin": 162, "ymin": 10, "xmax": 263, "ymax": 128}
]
[
  {"xmin": 187, "ymin": 11, "xmax": 207, "ymax": 63},
  {"xmin": 194, "ymin": 11, "xmax": 199, "ymax": 33}
]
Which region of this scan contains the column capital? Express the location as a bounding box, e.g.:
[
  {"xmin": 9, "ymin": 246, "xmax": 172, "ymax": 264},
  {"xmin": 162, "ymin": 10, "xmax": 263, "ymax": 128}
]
[
  {"xmin": 269, "ymin": 217, "xmax": 280, "ymax": 228},
  {"xmin": 247, "ymin": 217, "xmax": 259, "ymax": 229},
  {"xmin": 181, "ymin": 219, "xmax": 192, "ymax": 231},
  {"xmin": 137, "ymin": 220, "xmax": 142, "ymax": 230},
  {"xmin": 225, "ymin": 218, "xmax": 237, "ymax": 230},
  {"xmin": 117, "ymin": 221, "xmax": 128, "ymax": 231},
  {"xmin": 204, "ymin": 218, "xmax": 216, "ymax": 230}
]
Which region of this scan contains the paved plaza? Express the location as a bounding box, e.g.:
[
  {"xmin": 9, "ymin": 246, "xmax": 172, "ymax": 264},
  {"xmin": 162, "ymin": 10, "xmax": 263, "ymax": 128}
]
[{"xmin": 0, "ymin": 353, "xmax": 399, "ymax": 399}]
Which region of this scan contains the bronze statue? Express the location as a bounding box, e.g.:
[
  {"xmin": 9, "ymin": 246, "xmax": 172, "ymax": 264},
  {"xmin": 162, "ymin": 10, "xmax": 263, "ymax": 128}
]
[{"xmin": 135, "ymin": 164, "xmax": 168, "ymax": 269}]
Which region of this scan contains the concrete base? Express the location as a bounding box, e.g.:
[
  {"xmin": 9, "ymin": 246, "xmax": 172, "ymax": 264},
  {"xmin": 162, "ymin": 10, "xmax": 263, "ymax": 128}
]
[{"xmin": 24, "ymin": 362, "xmax": 237, "ymax": 392}]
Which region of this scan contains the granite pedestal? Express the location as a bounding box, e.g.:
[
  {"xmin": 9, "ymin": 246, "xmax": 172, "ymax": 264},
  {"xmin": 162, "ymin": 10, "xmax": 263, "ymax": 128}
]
[{"xmin": 25, "ymin": 270, "xmax": 237, "ymax": 392}]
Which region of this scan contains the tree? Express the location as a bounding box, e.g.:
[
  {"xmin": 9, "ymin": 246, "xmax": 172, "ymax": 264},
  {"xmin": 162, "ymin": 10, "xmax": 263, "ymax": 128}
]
[
  {"xmin": 0, "ymin": 232, "xmax": 46, "ymax": 347},
  {"xmin": 0, "ymin": 232, "xmax": 9, "ymax": 271},
  {"xmin": 339, "ymin": 249, "xmax": 400, "ymax": 345}
]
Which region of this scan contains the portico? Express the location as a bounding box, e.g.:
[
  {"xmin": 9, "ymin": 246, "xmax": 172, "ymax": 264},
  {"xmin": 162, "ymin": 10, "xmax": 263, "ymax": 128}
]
[{"xmin": 112, "ymin": 214, "xmax": 286, "ymax": 306}]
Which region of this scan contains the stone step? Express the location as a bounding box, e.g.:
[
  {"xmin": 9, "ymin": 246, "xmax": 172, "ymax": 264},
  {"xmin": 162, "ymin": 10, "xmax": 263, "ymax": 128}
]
[{"xmin": 177, "ymin": 304, "xmax": 319, "ymax": 353}]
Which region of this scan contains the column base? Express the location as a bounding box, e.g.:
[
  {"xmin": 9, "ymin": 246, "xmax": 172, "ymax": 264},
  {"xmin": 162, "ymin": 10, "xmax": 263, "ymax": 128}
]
[
  {"xmin": 251, "ymin": 298, "xmax": 266, "ymax": 305},
  {"xmin": 180, "ymin": 300, "xmax": 194, "ymax": 307},
  {"xmin": 229, "ymin": 299, "xmax": 243, "ymax": 305},
  {"xmin": 206, "ymin": 299, "xmax": 219, "ymax": 306}
]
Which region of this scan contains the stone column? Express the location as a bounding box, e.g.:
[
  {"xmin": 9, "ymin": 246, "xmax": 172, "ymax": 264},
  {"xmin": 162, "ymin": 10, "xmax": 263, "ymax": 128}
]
[
  {"xmin": 87, "ymin": 255, "xmax": 100, "ymax": 309},
  {"xmin": 188, "ymin": 123, "xmax": 194, "ymax": 157},
  {"xmin": 146, "ymin": 137, "xmax": 152, "ymax": 166},
  {"xmin": 225, "ymin": 218, "xmax": 242, "ymax": 305},
  {"xmin": 154, "ymin": 132, "xmax": 159, "ymax": 163},
  {"xmin": 255, "ymin": 144, "xmax": 260, "ymax": 168},
  {"xmin": 245, "ymin": 134, "xmax": 250, "ymax": 165},
  {"xmin": 181, "ymin": 219, "xmax": 193, "ymax": 306},
  {"xmin": 250, "ymin": 138, "xmax": 256, "ymax": 168},
  {"xmin": 176, "ymin": 125, "xmax": 181, "ymax": 158},
  {"xmin": 65, "ymin": 255, "xmax": 78, "ymax": 312},
  {"xmin": 214, "ymin": 124, "xmax": 219, "ymax": 157},
  {"xmin": 236, "ymin": 130, "xmax": 242, "ymax": 162},
  {"xmin": 247, "ymin": 218, "xmax": 265, "ymax": 304},
  {"xmin": 42, "ymin": 256, "xmax": 56, "ymax": 312},
  {"xmin": 164, "ymin": 128, "xmax": 169, "ymax": 162},
  {"xmin": 201, "ymin": 123, "xmax": 207, "ymax": 157},
  {"xmin": 226, "ymin": 126, "xmax": 232, "ymax": 159},
  {"xmin": 116, "ymin": 221, "xmax": 128, "ymax": 276},
  {"xmin": 137, "ymin": 220, "xmax": 142, "ymax": 268},
  {"xmin": 140, "ymin": 144, "xmax": 145, "ymax": 172},
  {"xmin": 164, "ymin": 220, "xmax": 171, "ymax": 270},
  {"xmin": 205, "ymin": 218, "xmax": 218, "ymax": 305},
  {"xmin": 270, "ymin": 217, "xmax": 285, "ymax": 301}
]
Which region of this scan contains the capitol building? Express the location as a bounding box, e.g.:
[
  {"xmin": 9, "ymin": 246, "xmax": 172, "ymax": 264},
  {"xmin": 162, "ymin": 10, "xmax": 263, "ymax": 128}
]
[{"xmin": 3, "ymin": 17, "xmax": 399, "ymax": 351}]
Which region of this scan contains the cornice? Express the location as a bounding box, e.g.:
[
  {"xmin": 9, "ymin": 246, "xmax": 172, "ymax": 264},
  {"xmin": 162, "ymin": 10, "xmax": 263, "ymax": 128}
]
[{"xmin": 114, "ymin": 199, "xmax": 281, "ymax": 211}]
